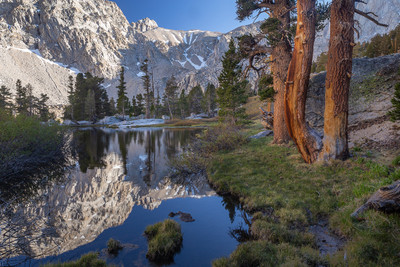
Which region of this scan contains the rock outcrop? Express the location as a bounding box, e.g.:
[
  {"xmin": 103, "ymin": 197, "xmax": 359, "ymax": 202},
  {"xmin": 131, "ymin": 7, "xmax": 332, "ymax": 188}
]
[{"xmin": 306, "ymin": 53, "xmax": 400, "ymax": 150}]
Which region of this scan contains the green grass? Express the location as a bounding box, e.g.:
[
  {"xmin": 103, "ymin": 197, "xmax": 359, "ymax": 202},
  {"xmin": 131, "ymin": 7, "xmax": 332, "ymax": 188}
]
[
  {"xmin": 144, "ymin": 219, "xmax": 183, "ymax": 262},
  {"xmin": 207, "ymin": 125, "xmax": 400, "ymax": 266},
  {"xmin": 42, "ymin": 253, "xmax": 107, "ymax": 267}
]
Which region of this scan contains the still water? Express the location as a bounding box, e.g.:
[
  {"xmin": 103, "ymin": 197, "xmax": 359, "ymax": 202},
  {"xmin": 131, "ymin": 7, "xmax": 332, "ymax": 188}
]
[{"xmin": 3, "ymin": 128, "xmax": 248, "ymax": 266}]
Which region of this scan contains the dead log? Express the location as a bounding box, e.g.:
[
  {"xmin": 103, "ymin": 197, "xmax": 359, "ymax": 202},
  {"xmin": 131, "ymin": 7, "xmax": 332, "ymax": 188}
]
[{"xmin": 351, "ymin": 180, "xmax": 400, "ymax": 218}]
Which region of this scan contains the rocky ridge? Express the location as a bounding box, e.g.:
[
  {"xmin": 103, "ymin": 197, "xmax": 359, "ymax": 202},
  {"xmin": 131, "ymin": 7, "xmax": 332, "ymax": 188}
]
[{"xmin": 0, "ymin": 0, "xmax": 398, "ymax": 105}]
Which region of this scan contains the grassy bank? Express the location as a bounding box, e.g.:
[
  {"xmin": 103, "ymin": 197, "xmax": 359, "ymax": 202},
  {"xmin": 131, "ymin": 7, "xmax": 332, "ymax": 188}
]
[{"xmin": 207, "ymin": 124, "xmax": 400, "ymax": 266}]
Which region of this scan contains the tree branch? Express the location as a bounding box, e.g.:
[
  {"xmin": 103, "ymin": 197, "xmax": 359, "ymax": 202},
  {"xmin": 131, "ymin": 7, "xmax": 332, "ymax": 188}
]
[{"xmin": 355, "ymin": 9, "xmax": 388, "ymax": 27}]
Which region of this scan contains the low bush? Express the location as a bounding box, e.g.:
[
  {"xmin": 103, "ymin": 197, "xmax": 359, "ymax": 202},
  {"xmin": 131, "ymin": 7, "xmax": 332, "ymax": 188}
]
[
  {"xmin": 0, "ymin": 110, "xmax": 69, "ymax": 202},
  {"xmin": 42, "ymin": 253, "xmax": 107, "ymax": 267},
  {"xmin": 107, "ymin": 238, "xmax": 123, "ymax": 254},
  {"xmin": 144, "ymin": 219, "xmax": 183, "ymax": 262}
]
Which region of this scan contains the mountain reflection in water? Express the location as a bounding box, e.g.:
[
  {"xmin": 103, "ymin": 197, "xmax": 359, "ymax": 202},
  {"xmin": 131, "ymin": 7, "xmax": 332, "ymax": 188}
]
[
  {"xmin": 2, "ymin": 127, "xmax": 250, "ymax": 267},
  {"xmin": 1, "ymin": 128, "xmax": 214, "ymax": 261}
]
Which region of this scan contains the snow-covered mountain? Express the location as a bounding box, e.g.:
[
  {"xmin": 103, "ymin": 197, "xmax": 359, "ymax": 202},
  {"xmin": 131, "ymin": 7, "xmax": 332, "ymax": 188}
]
[{"xmin": 0, "ymin": 0, "xmax": 398, "ymax": 105}]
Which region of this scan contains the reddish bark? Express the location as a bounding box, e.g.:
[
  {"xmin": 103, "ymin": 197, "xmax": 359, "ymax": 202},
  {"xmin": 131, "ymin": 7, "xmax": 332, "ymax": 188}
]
[
  {"xmin": 284, "ymin": 0, "xmax": 322, "ymax": 163},
  {"xmin": 271, "ymin": 38, "xmax": 292, "ymax": 144},
  {"xmin": 319, "ymin": 0, "xmax": 354, "ymax": 161}
]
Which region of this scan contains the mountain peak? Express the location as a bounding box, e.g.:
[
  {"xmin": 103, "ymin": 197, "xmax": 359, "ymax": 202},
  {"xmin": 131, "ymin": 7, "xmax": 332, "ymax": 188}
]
[{"xmin": 131, "ymin": 17, "xmax": 158, "ymax": 32}]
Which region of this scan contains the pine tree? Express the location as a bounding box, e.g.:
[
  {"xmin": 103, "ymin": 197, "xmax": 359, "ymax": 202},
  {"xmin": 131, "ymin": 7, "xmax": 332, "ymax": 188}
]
[
  {"xmin": 15, "ymin": 79, "xmax": 28, "ymax": 115},
  {"xmin": 164, "ymin": 76, "xmax": 179, "ymax": 119},
  {"xmin": 136, "ymin": 93, "xmax": 145, "ymax": 116},
  {"xmin": 204, "ymin": 83, "xmax": 217, "ymax": 116},
  {"xmin": 73, "ymin": 73, "xmax": 86, "ymax": 120},
  {"xmin": 116, "ymin": 66, "xmax": 129, "ymax": 117},
  {"xmin": 65, "ymin": 75, "xmax": 75, "ymax": 120},
  {"xmin": 25, "ymin": 84, "xmax": 38, "ymax": 117},
  {"xmin": 389, "ymin": 82, "xmax": 400, "ymax": 121},
  {"xmin": 217, "ymin": 40, "xmax": 249, "ymax": 123},
  {"xmin": 140, "ymin": 59, "xmax": 153, "ymax": 119},
  {"xmin": 0, "ymin": 85, "xmax": 13, "ymax": 112},
  {"xmin": 109, "ymin": 97, "xmax": 117, "ymax": 115},
  {"xmin": 131, "ymin": 96, "xmax": 138, "ymax": 116},
  {"xmin": 188, "ymin": 85, "xmax": 204, "ymax": 114},
  {"xmin": 38, "ymin": 93, "xmax": 51, "ymax": 121},
  {"xmin": 178, "ymin": 89, "xmax": 189, "ymax": 118},
  {"xmin": 85, "ymin": 89, "xmax": 96, "ymax": 121},
  {"xmin": 100, "ymin": 88, "xmax": 111, "ymax": 117}
]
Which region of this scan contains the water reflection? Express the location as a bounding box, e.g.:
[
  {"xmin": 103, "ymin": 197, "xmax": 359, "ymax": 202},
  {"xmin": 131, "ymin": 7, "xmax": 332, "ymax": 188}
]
[{"xmin": 1, "ymin": 128, "xmax": 217, "ymax": 263}]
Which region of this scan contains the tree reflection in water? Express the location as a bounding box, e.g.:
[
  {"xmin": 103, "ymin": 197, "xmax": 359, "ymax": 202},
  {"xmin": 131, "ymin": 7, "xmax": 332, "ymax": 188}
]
[{"xmin": 0, "ymin": 127, "xmax": 208, "ymax": 265}]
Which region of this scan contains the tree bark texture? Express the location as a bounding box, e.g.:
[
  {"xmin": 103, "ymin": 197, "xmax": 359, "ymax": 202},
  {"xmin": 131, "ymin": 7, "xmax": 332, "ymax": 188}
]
[
  {"xmin": 351, "ymin": 180, "xmax": 400, "ymax": 219},
  {"xmin": 270, "ymin": 0, "xmax": 292, "ymax": 144},
  {"xmin": 319, "ymin": 0, "xmax": 354, "ymax": 161},
  {"xmin": 284, "ymin": 0, "xmax": 322, "ymax": 163}
]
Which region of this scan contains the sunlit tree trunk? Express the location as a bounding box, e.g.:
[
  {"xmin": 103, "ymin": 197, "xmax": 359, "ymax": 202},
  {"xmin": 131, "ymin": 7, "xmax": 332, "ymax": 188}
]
[
  {"xmin": 271, "ymin": 2, "xmax": 291, "ymax": 144},
  {"xmin": 319, "ymin": 0, "xmax": 354, "ymax": 161},
  {"xmin": 284, "ymin": 0, "xmax": 322, "ymax": 163}
]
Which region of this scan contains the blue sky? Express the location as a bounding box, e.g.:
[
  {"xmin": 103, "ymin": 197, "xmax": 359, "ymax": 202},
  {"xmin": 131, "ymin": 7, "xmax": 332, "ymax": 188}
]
[{"xmin": 112, "ymin": 0, "xmax": 263, "ymax": 33}]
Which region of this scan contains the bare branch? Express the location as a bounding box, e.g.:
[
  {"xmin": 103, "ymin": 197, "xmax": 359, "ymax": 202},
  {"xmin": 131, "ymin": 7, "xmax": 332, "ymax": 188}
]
[{"xmin": 355, "ymin": 9, "xmax": 388, "ymax": 27}]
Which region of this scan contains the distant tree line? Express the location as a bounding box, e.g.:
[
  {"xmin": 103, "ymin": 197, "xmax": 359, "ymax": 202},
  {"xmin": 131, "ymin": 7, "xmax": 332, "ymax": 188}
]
[
  {"xmin": 111, "ymin": 63, "xmax": 219, "ymax": 120},
  {"xmin": 353, "ymin": 24, "xmax": 400, "ymax": 58},
  {"xmin": 0, "ymin": 80, "xmax": 53, "ymax": 121}
]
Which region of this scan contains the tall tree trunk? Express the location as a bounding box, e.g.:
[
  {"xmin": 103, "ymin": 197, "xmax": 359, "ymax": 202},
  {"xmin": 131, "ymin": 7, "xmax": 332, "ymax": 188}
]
[
  {"xmin": 270, "ymin": 0, "xmax": 292, "ymax": 144},
  {"xmin": 284, "ymin": 0, "xmax": 322, "ymax": 163},
  {"xmin": 271, "ymin": 41, "xmax": 291, "ymax": 144},
  {"xmin": 319, "ymin": 0, "xmax": 354, "ymax": 161}
]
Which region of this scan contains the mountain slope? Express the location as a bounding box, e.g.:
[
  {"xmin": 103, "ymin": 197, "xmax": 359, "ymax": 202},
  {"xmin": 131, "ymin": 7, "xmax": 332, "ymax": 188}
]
[{"xmin": 0, "ymin": 0, "xmax": 398, "ymax": 105}]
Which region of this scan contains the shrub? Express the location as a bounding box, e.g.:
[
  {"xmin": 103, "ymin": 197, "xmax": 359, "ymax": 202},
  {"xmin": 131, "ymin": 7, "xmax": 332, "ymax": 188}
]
[
  {"xmin": 144, "ymin": 219, "xmax": 183, "ymax": 262},
  {"xmin": 393, "ymin": 155, "xmax": 400, "ymax": 166},
  {"xmin": 107, "ymin": 238, "xmax": 123, "ymax": 254},
  {"xmin": 388, "ymin": 83, "xmax": 400, "ymax": 121},
  {"xmin": 0, "ymin": 110, "xmax": 69, "ymax": 202},
  {"xmin": 42, "ymin": 252, "xmax": 107, "ymax": 267}
]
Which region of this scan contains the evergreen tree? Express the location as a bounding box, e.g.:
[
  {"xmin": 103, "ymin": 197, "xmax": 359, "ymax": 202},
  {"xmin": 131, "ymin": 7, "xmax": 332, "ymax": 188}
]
[
  {"xmin": 164, "ymin": 76, "xmax": 179, "ymax": 119},
  {"xmin": 25, "ymin": 84, "xmax": 38, "ymax": 117},
  {"xmin": 389, "ymin": 82, "xmax": 400, "ymax": 121},
  {"xmin": 136, "ymin": 93, "xmax": 145, "ymax": 115},
  {"xmin": 131, "ymin": 96, "xmax": 138, "ymax": 116},
  {"xmin": 109, "ymin": 97, "xmax": 117, "ymax": 115},
  {"xmin": 188, "ymin": 85, "xmax": 204, "ymax": 114},
  {"xmin": 0, "ymin": 85, "xmax": 13, "ymax": 112},
  {"xmin": 204, "ymin": 83, "xmax": 217, "ymax": 116},
  {"xmin": 116, "ymin": 66, "xmax": 130, "ymax": 117},
  {"xmin": 38, "ymin": 93, "xmax": 51, "ymax": 121},
  {"xmin": 84, "ymin": 89, "xmax": 96, "ymax": 121},
  {"xmin": 258, "ymin": 74, "xmax": 275, "ymax": 102},
  {"xmin": 15, "ymin": 79, "xmax": 28, "ymax": 115},
  {"xmin": 65, "ymin": 75, "xmax": 75, "ymax": 120},
  {"xmin": 216, "ymin": 39, "xmax": 248, "ymax": 123},
  {"xmin": 140, "ymin": 59, "xmax": 153, "ymax": 118},
  {"xmin": 100, "ymin": 89, "xmax": 111, "ymax": 117},
  {"xmin": 72, "ymin": 73, "xmax": 87, "ymax": 120},
  {"xmin": 178, "ymin": 89, "xmax": 189, "ymax": 118}
]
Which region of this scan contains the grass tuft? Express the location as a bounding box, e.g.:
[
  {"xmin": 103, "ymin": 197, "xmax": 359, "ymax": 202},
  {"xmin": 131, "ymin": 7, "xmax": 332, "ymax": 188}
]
[
  {"xmin": 144, "ymin": 219, "xmax": 183, "ymax": 262},
  {"xmin": 41, "ymin": 253, "xmax": 107, "ymax": 267}
]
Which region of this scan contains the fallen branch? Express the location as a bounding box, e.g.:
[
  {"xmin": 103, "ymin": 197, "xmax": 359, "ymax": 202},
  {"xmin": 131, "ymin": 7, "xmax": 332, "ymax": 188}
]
[{"xmin": 351, "ymin": 180, "xmax": 400, "ymax": 219}]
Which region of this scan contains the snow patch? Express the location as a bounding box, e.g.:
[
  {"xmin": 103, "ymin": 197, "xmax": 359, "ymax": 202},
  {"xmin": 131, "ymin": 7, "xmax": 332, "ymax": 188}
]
[{"xmin": 137, "ymin": 71, "xmax": 146, "ymax": 77}]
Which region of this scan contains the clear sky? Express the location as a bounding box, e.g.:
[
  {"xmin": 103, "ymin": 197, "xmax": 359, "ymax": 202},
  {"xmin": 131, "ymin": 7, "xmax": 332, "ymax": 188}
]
[{"xmin": 112, "ymin": 0, "xmax": 262, "ymax": 33}]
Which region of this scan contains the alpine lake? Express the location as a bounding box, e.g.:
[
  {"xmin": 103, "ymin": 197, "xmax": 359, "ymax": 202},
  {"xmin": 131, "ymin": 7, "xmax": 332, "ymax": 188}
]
[{"xmin": 2, "ymin": 127, "xmax": 249, "ymax": 267}]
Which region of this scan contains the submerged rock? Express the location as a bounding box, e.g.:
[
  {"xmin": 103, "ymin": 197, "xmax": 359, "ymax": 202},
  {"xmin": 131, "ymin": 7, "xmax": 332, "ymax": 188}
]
[{"xmin": 169, "ymin": 211, "xmax": 195, "ymax": 222}]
